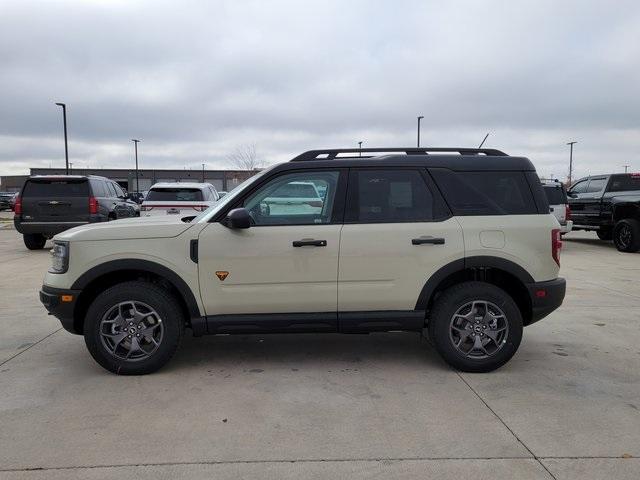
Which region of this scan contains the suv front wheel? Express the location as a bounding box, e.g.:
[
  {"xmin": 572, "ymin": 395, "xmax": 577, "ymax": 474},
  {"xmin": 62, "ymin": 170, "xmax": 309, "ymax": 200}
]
[
  {"xmin": 428, "ymin": 281, "xmax": 523, "ymax": 373},
  {"xmin": 84, "ymin": 281, "xmax": 184, "ymax": 375}
]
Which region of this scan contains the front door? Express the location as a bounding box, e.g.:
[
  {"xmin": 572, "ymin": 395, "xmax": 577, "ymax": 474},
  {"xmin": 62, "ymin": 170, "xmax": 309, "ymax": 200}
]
[
  {"xmin": 338, "ymin": 168, "xmax": 464, "ymax": 328},
  {"xmin": 197, "ymin": 169, "xmax": 346, "ymax": 324}
]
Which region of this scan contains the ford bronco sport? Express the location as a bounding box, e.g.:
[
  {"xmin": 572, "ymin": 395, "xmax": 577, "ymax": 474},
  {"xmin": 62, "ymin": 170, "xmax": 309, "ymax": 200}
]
[{"xmin": 39, "ymin": 148, "xmax": 566, "ymax": 375}]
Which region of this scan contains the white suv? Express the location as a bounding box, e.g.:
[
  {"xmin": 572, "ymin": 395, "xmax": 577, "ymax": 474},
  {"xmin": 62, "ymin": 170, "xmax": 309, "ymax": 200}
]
[
  {"xmin": 141, "ymin": 182, "xmax": 219, "ymax": 216},
  {"xmin": 39, "ymin": 147, "xmax": 566, "ymax": 375}
]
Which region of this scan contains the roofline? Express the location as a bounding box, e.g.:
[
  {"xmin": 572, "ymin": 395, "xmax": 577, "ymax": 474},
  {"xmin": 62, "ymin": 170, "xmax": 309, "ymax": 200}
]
[{"xmin": 291, "ymin": 147, "xmax": 508, "ymax": 162}]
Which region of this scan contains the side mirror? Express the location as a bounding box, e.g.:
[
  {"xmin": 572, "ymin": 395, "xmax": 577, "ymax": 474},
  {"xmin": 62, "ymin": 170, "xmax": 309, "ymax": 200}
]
[
  {"xmin": 568, "ymin": 192, "xmax": 578, "ymax": 198},
  {"xmin": 225, "ymin": 208, "xmax": 251, "ymax": 229}
]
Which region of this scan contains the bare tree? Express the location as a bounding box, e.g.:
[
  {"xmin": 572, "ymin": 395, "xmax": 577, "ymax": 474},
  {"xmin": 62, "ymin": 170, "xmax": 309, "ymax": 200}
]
[{"xmin": 227, "ymin": 144, "xmax": 262, "ymax": 170}]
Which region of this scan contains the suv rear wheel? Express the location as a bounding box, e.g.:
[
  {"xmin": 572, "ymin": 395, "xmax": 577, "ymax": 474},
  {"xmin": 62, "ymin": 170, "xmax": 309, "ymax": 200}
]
[
  {"xmin": 84, "ymin": 281, "xmax": 184, "ymax": 375},
  {"xmin": 428, "ymin": 281, "xmax": 523, "ymax": 373},
  {"xmin": 613, "ymin": 218, "xmax": 640, "ymax": 253},
  {"xmin": 23, "ymin": 233, "xmax": 46, "ymax": 250}
]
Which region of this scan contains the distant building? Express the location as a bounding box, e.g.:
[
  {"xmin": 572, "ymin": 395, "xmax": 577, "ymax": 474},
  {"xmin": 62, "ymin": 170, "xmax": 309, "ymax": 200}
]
[{"xmin": 1, "ymin": 167, "xmax": 257, "ymax": 193}]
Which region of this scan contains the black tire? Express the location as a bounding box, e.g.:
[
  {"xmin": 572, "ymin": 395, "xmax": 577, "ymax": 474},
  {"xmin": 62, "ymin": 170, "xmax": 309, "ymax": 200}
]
[
  {"xmin": 23, "ymin": 233, "xmax": 46, "ymax": 250},
  {"xmin": 428, "ymin": 281, "xmax": 523, "ymax": 373},
  {"xmin": 613, "ymin": 218, "xmax": 640, "ymax": 253},
  {"xmin": 596, "ymin": 229, "xmax": 613, "ymax": 241},
  {"xmin": 84, "ymin": 281, "xmax": 184, "ymax": 375}
]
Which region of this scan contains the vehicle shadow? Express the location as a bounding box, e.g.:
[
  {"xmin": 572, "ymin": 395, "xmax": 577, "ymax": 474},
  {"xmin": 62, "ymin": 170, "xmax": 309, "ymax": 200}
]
[{"xmin": 167, "ymin": 332, "xmax": 452, "ymax": 373}]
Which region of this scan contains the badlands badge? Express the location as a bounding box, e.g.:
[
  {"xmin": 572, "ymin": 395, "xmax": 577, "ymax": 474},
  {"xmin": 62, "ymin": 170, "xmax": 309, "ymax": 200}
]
[{"xmin": 215, "ymin": 271, "xmax": 229, "ymax": 281}]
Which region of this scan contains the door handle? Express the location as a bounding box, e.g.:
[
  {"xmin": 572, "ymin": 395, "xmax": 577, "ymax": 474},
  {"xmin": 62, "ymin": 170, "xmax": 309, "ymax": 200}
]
[
  {"xmin": 412, "ymin": 237, "xmax": 445, "ymax": 245},
  {"xmin": 292, "ymin": 239, "xmax": 327, "ymax": 247}
]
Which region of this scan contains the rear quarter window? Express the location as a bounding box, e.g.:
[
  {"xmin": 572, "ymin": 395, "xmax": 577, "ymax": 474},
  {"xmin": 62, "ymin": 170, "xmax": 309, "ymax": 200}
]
[
  {"xmin": 608, "ymin": 174, "xmax": 640, "ymax": 192},
  {"xmin": 23, "ymin": 179, "xmax": 89, "ymax": 197},
  {"xmin": 430, "ymin": 169, "xmax": 538, "ymax": 215}
]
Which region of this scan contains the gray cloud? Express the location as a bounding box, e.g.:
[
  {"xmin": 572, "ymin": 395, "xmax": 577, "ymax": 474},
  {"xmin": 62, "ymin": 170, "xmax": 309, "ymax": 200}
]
[{"xmin": 1, "ymin": 0, "xmax": 639, "ymax": 181}]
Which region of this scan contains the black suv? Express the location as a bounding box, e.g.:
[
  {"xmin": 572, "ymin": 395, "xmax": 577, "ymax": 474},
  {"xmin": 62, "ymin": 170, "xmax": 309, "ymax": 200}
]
[
  {"xmin": 14, "ymin": 175, "xmax": 140, "ymax": 250},
  {"xmin": 568, "ymin": 173, "xmax": 640, "ymax": 252}
]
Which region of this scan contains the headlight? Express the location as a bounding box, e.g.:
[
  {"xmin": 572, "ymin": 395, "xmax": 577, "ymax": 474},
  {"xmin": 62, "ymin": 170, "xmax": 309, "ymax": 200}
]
[{"xmin": 49, "ymin": 241, "xmax": 69, "ymax": 274}]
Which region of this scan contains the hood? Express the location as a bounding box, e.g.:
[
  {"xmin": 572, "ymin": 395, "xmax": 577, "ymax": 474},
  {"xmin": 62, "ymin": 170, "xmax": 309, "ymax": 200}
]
[{"xmin": 55, "ymin": 215, "xmax": 195, "ymax": 242}]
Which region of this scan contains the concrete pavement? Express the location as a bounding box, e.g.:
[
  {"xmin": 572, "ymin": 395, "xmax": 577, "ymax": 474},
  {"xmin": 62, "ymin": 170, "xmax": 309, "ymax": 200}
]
[{"xmin": 0, "ymin": 229, "xmax": 638, "ymax": 479}]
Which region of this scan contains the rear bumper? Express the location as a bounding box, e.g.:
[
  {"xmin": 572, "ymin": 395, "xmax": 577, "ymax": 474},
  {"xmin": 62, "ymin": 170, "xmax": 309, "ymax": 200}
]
[
  {"xmin": 39, "ymin": 285, "xmax": 82, "ymax": 334},
  {"xmin": 560, "ymin": 220, "xmax": 573, "ymax": 234},
  {"xmin": 526, "ymin": 278, "xmax": 566, "ymax": 325},
  {"xmin": 15, "ymin": 216, "xmax": 105, "ymax": 236}
]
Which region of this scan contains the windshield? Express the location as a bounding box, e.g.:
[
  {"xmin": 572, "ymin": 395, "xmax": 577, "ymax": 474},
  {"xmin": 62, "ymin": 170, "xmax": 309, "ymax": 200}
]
[{"xmin": 192, "ymin": 166, "xmax": 275, "ymax": 223}]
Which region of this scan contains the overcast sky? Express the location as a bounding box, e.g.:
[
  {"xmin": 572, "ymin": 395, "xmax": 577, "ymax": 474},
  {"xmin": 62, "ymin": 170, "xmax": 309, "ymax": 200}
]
[{"xmin": 1, "ymin": 0, "xmax": 639, "ymax": 180}]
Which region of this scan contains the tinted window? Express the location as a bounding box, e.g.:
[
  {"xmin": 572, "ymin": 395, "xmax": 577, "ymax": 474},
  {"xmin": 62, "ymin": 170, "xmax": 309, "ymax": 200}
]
[
  {"xmin": 243, "ymin": 171, "xmax": 339, "ymax": 225},
  {"xmin": 569, "ymin": 180, "xmax": 588, "ymax": 194},
  {"xmin": 105, "ymin": 182, "xmax": 117, "ymax": 197},
  {"xmin": 430, "ymin": 169, "xmax": 537, "ymax": 215},
  {"xmin": 23, "ymin": 179, "xmax": 89, "ymax": 197},
  {"xmin": 89, "ymin": 179, "xmax": 107, "ymax": 197},
  {"xmin": 542, "ymin": 185, "xmax": 567, "ymax": 205},
  {"xmin": 146, "ymin": 188, "xmax": 204, "ymax": 202},
  {"xmin": 347, "ymin": 169, "xmax": 440, "ymax": 223},
  {"xmin": 608, "ymin": 174, "xmax": 640, "ymax": 192},
  {"xmin": 113, "ymin": 183, "xmax": 126, "ymax": 197},
  {"xmin": 585, "ymin": 178, "xmax": 606, "ymax": 193}
]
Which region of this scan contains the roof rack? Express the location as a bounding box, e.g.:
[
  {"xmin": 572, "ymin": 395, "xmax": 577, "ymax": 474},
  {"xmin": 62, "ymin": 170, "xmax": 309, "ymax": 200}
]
[{"xmin": 290, "ymin": 147, "xmax": 508, "ymax": 162}]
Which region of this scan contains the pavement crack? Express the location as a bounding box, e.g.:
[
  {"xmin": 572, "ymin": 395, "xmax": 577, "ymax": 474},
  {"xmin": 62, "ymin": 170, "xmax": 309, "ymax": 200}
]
[
  {"xmin": 456, "ymin": 372, "xmax": 558, "ymax": 480},
  {"xmin": 0, "ymin": 328, "xmax": 62, "ymax": 368}
]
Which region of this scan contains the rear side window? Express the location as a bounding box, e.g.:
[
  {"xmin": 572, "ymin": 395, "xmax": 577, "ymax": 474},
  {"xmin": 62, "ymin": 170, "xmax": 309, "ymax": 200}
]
[
  {"xmin": 430, "ymin": 169, "xmax": 537, "ymax": 215},
  {"xmin": 608, "ymin": 174, "xmax": 640, "ymax": 192},
  {"xmin": 89, "ymin": 179, "xmax": 107, "ymax": 197},
  {"xmin": 23, "ymin": 179, "xmax": 89, "ymax": 197},
  {"xmin": 146, "ymin": 188, "xmax": 204, "ymax": 202},
  {"xmin": 543, "ymin": 185, "xmax": 567, "ymax": 205},
  {"xmin": 346, "ymin": 169, "xmax": 447, "ymax": 223},
  {"xmin": 585, "ymin": 178, "xmax": 606, "ymax": 193}
]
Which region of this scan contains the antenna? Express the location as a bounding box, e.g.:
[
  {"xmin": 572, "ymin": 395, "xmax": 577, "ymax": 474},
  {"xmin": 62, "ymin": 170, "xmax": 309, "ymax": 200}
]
[{"xmin": 478, "ymin": 133, "xmax": 490, "ymax": 148}]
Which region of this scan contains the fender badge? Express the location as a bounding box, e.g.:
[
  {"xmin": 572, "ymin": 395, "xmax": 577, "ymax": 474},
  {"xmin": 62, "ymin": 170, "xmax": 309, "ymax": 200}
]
[{"xmin": 215, "ymin": 271, "xmax": 229, "ymax": 281}]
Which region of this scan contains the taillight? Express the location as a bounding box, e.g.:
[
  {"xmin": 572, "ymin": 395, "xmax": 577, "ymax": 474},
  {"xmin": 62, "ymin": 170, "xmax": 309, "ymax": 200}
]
[
  {"xmin": 89, "ymin": 196, "xmax": 98, "ymax": 214},
  {"xmin": 565, "ymin": 204, "xmax": 571, "ymax": 221},
  {"xmin": 552, "ymin": 228, "xmax": 562, "ymax": 266},
  {"xmin": 14, "ymin": 195, "xmax": 21, "ymax": 215}
]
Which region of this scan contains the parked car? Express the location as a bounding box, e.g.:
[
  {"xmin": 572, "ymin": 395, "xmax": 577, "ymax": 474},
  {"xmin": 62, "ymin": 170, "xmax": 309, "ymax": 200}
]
[
  {"xmin": 14, "ymin": 175, "xmax": 140, "ymax": 250},
  {"xmin": 259, "ymin": 181, "xmax": 324, "ymax": 216},
  {"xmin": 39, "ymin": 147, "xmax": 565, "ymax": 375},
  {"xmin": 541, "ymin": 180, "xmax": 572, "ymax": 235},
  {"xmin": 0, "ymin": 191, "xmax": 15, "ymax": 211},
  {"xmin": 141, "ymin": 182, "xmax": 219, "ymax": 217},
  {"xmin": 568, "ymin": 173, "xmax": 640, "ymax": 252},
  {"xmin": 126, "ymin": 191, "xmax": 146, "ymax": 204}
]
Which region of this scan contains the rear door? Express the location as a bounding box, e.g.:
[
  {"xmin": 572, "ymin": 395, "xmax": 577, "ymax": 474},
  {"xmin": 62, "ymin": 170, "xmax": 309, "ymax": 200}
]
[
  {"xmin": 338, "ymin": 168, "xmax": 464, "ymax": 325},
  {"xmin": 581, "ymin": 177, "xmax": 608, "ymax": 225},
  {"xmin": 21, "ymin": 178, "xmax": 90, "ymax": 222}
]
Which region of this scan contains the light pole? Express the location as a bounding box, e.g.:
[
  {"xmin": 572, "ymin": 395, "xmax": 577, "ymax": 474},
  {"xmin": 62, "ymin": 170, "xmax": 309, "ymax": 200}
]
[
  {"xmin": 69, "ymin": 162, "xmax": 73, "ymax": 173},
  {"xmin": 623, "ymin": 165, "xmax": 630, "ymax": 173},
  {"xmin": 55, "ymin": 102, "xmax": 69, "ymax": 174},
  {"xmin": 567, "ymin": 141, "xmax": 577, "ymax": 185},
  {"xmin": 202, "ymin": 163, "xmax": 205, "ymax": 183},
  {"xmin": 132, "ymin": 139, "xmax": 140, "ymax": 195},
  {"xmin": 417, "ymin": 116, "xmax": 424, "ymax": 147},
  {"xmin": 358, "ymin": 141, "xmax": 363, "ymax": 157}
]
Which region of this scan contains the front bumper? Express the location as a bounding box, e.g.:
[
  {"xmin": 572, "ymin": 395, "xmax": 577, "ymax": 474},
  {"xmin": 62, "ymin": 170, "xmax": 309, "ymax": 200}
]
[
  {"xmin": 526, "ymin": 277, "xmax": 566, "ymax": 325},
  {"xmin": 39, "ymin": 285, "xmax": 82, "ymax": 334}
]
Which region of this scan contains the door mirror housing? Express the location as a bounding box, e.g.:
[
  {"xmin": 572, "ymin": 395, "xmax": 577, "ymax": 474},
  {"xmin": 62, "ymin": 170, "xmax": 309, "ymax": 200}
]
[
  {"xmin": 567, "ymin": 191, "xmax": 578, "ymax": 198},
  {"xmin": 225, "ymin": 208, "xmax": 251, "ymax": 229}
]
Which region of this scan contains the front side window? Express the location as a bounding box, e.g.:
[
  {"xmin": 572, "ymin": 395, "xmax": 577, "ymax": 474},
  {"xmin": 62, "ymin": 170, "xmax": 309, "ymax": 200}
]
[
  {"xmin": 346, "ymin": 169, "xmax": 442, "ymax": 223},
  {"xmin": 569, "ymin": 179, "xmax": 589, "ymax": 194},
  {"xmin": 243, "ymin": 171, "xmax": 340, "ymax": 225}
]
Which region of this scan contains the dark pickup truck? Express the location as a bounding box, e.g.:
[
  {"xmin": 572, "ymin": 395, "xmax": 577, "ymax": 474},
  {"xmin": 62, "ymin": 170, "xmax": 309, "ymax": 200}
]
[{"xmin": 568, "ymin": 173, "xmax": 640, "ymax": 252}]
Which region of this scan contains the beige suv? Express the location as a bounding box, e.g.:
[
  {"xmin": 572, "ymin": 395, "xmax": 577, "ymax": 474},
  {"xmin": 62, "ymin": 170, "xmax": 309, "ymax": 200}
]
[{"xmin": 40, "ymin": 147, "xmax": 566, "ymax": 375}]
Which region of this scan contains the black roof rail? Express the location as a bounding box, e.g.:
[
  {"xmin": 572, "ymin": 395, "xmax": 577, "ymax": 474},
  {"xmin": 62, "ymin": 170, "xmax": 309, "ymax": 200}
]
[{"xmin": 290, "ymin": 147, "xmax": 508, "ymax": 162}]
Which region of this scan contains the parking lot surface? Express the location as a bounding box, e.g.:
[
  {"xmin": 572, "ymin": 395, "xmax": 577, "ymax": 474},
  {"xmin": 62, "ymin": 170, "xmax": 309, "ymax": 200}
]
[{"xmin": 0, "ymin": 227, "xmax": 638, "ymax": 479}]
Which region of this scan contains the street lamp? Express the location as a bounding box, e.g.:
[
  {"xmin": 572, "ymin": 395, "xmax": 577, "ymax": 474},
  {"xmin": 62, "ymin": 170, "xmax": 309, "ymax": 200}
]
[
  {"xmin": 202, "ymin": 163, "xmax": 205, "ymax": 183},
  {"xmin": 417, "ymin": 116, "xmax": 424, "ymax": 147},
  {"xmin": 55, "ymin": 102, "xmax": 69, "ymax": 174},
  {"xmin": 132, "ymin": 139, "xmax": 140, "ymax": 195},
  {"xmin": 567, "ymin": 141, "xmax": 577, "ymax": 185},
  {"xmin": 358, "ymin": 141, "xmax": 363, "ymax": 157}
]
